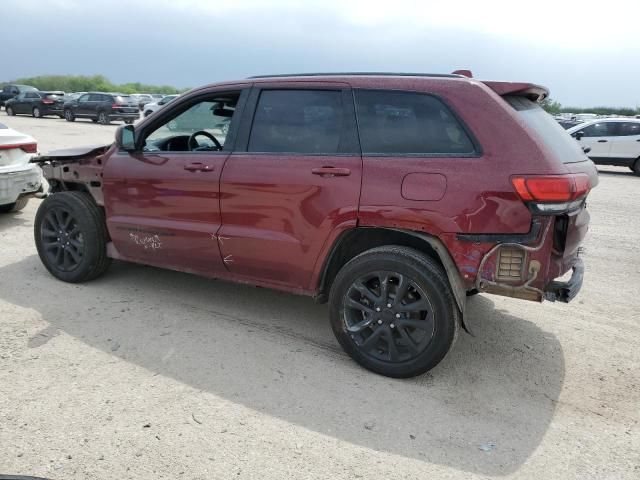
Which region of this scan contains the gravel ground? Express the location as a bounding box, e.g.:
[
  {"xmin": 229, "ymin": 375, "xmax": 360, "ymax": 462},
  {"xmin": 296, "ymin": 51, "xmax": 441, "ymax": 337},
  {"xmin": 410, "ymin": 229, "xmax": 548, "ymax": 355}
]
[{"xmin": 0, "ymin": 114, "xmax": 638, "ymax": 480}]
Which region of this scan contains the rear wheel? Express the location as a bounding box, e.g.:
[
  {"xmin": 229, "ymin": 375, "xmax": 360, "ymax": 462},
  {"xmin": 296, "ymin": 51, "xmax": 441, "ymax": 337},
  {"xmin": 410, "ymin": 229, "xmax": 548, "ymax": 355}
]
[
  {"xmin": 6, "ymin": 106, "xmax": 14, "ymax": 116},
  {"xmin": 32, "ymin": 107, "xmax": 42, "ymax": 118},
  {"xmin": 631, "ymin": 158, "xmax": 640, "ymax": 176},
  {"xmin": 97, "ymin": 111, "xmax": 109, "ymax": 125},
  {"xmin": 0, "ymin": 197, "xmax": 29, "ymax": 213},
  {"xmin": 64, "ymin": 109, "xmax": 75, "ymax": 122},
  {"xmin": 329, "ymin": 246, "xmax": 458, "ymax": 378},
  {"xmin": 34, "ymin": 191, "xmax": 111, "ymax": 282}
]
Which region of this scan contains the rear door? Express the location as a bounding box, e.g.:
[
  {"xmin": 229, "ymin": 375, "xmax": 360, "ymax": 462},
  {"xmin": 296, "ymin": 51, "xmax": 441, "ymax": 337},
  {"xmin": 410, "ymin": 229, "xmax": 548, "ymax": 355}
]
[
  {"xmin": 574, "ymin": 122, "xmax": 615, "ymax": 158},
  {"xmin": 609, "ymin": 122, "xmax": 640, "ymax": 162},
  {"xmin": 11, "ymin": 93, "xmax": 28, "ymax": 113},
  {"xmin": 102, "ymin": 88, "xmax": 248, "ymax": 275},
  {"xmin": 75, "ymin": 94, "xmax": 92, "ymax": 116},
  {"xmin": 218, "ymin": 84, "xmax": 361, "ymax": 289}
]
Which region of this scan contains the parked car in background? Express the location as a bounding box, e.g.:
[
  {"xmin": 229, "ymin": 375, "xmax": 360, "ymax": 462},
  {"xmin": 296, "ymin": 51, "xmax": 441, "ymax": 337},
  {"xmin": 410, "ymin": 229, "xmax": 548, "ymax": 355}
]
[
  {"xmin": 63, "ymin": 92, "xmax": 139, "ymax": 124},
  {"xmin": 0, "ymin": 84, "xmax": 38, "ymax": 107},
  {"xmin": 556, "ymin": 119, "xmax": 583, "ymax": 130},
  {"xmin": 65, "ymin": 92, "xmax": 87, "ymax": 101},
  {"xmin": 143, "ymin": 94, "xmax": 178, "ymax": 116},
  {"xmin": 150, "ymin": 94, "xmax": 164, "ymax": 100},
  {"xmin": 567, "ymin": 118, "xmax": 640, "ymax": 174},
  {"xmin": 5, "ymin": 91, "xmax": 66, "ymax": 118},
  {"xmin": 33, "ymin": 72, "xmax": 597, "ymax": 377},
  {"xmin": 130, "ymin": 93, "xmax": 154, "ymax": 110},
  {"xmin": 0, "ymin": 122, "xmax": 42, "ymax": 212}
]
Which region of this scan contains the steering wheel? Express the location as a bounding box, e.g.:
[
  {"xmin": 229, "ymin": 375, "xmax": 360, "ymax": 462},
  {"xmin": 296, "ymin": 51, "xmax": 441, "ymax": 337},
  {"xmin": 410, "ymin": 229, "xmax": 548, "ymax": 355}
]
[{"xmin": 188, "ymin": 130, "xmax": 222, "ymax": 151}]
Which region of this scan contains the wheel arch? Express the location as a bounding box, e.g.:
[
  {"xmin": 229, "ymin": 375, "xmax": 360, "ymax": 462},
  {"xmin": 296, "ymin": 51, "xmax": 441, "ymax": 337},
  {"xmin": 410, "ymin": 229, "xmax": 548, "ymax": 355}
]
[{"xmin": 315, "ymin": 227, "xmax": 468, "ymax": 324}]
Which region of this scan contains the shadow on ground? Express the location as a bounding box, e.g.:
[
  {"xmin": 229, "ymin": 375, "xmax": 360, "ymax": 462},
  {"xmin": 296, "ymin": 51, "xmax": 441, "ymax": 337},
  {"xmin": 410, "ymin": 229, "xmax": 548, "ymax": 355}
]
[
  {"xmin": 0, "ymin": 210, "xmax": 31, "ymax": 232},
  {"xmin": 0, "ymin": 256, "xmax": 565, "ymax": 476}
]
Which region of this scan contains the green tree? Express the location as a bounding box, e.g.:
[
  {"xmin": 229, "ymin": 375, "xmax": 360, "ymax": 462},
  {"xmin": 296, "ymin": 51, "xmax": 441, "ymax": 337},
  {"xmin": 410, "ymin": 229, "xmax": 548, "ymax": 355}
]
[{"xmin": 2, "ymin": 74, "xmax": 187, "ymax": 94}]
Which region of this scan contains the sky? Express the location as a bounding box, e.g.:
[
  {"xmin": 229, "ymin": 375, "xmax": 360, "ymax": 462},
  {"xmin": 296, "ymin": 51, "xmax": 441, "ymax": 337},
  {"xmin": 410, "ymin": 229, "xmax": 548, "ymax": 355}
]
[{"xmin": 3, "ymin": 0, "xmax": 639, "ymax": 107}]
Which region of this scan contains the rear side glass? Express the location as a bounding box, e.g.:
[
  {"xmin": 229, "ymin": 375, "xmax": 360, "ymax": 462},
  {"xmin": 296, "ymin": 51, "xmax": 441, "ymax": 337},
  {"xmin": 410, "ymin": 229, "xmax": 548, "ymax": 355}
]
[
  {"xmin": 354, "ymin": 90, "xmax": 475, "ymax": 155},
  {"xmin": 619, "ymin": 122, "xmax": 640, "ymax": 136},
  {"xmin": 88, "ymin": 94, "xmax": 102, "ymax": 102},
  {"xmin": 248, "ymin": 90, "xmax": 344, "ymax": 154},
  {"xmin": 114, "ymin": 96, "xmax": 131, "ymax": 103},
  {"xmin": 579, "ymin": 122, "xmax": 617, "ymax": 137}
]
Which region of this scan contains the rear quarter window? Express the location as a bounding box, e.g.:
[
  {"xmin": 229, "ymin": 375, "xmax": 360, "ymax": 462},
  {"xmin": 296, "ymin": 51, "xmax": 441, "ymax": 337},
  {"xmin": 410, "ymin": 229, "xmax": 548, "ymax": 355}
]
[
  {"xmin": 354, "ymin": 90, "xmax": 476, "ymax": 155},
  {"xmin": 506, "ymin": 96, "xmax": 588, "ymax": 164}
]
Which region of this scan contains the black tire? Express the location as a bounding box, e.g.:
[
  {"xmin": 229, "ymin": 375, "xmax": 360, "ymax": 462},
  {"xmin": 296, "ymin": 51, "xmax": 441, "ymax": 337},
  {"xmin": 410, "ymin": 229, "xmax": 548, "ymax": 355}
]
[
  {"xmin": 329, "ymin": 246, "xmax": 458, "ymax": 378},
  {"xmin": 6, "ymin": 106, "xmax": 14, "ymax": 116},
  {"xmin": 466, "ymin": 289, "xmax": 479, "ymax": 297},
  {"xmin": 64, "ymin": 109, "xmax": 75, "ymax": 122},
  {"xmin": 0, "ymin": 197, "xmax": 29, "ymax": 213},
  {"xmin": 34, "ymin": 191, "xmax": 111, "ymax": 283},
  {"xmin": 32, "ymin": 106, "xmax": 42, "ymax": 118},
  {"xmin": 631, "ymin": 159, "xmax": 640, "ymax": 176},
  {"xmin": 124, "ymin": 119, "xmax": 134, "ymax": 125},
  {"xmin": 144, "ymin": 110, "xmax": 152, "ymax": 117},
  {"xmin": 97, "ymin": 111, "xmax": 109, "ymax": 125}
]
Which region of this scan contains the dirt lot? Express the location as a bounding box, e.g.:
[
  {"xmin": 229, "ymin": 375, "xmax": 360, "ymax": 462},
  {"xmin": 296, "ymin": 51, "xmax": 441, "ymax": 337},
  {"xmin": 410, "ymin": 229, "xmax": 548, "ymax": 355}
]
[{"xmin": 0, "ymin": 114, "xmax": 638, "ymax": 480}]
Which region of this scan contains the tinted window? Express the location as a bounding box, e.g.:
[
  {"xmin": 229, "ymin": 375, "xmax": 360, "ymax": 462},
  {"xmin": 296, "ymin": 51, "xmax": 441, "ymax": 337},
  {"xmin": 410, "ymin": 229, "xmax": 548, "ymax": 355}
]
[
  {"xmin": 248, "ymin": 90, "xmax": 343, "ymax": 154},
  {"xmin": 579, "ymin": 122, "xmax": 616, "ymax": 137},
  {"xmin": 354, "ymin": 90, "xmax": 475, "ymax": 155},
  {"xmin": 88, "ymin": 94, "xmax": 103, "ymax": 102},
  {"xmin": 25, "ymin": 92, "xmax": 40, "ymax": 99},
  {"xmin": 619, "ymin": 122, "xmax": 640, "ymax": 136},
  {"xmin": 506, "ymin": 96, "xmax": 588, "ymax": 164},
  {"xmin": 78, "ymin": 94, "xmax": 90, "ymax": 102}
]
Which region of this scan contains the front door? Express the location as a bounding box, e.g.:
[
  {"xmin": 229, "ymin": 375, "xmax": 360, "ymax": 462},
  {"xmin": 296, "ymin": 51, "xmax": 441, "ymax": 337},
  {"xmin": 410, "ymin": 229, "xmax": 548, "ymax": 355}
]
[
  {"xmin": 575, "ymin": 122, "xmax": 615, "ymax": 158},
  {"xmin": 609, "ymin": 121, "xmax": 640, "ymax": 162},
  {"xmin": 102, "ymin": 89, "xmax": 247, "ymax": 275},
  {"xmin": 218, "ymin": 86, "xmax": 362, "ymax": 290}
]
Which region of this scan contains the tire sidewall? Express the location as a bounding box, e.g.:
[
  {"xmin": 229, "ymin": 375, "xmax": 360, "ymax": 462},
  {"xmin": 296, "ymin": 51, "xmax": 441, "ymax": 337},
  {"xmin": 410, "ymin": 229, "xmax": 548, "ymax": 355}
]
[
  {"xmin": 64, "ymin": 109, "xmax": 74, "ymax": 121},
  {"xmin": 329, "ymin": 251, "xmax": 456, "ymax": 378},
  {"xmin": 33, "ymin": 107, "xmax": 41, "ymax": 118},
  {"xmin": 34, "ymin": 193, "xmax": 103, "ymax": 283},
  {"xmin": 6, "ymin": 106, "xmax": 14, "ymax": 116}
]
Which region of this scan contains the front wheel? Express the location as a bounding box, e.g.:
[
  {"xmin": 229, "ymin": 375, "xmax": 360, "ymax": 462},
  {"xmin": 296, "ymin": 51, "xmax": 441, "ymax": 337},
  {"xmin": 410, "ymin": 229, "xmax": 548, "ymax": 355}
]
[
  {"xmin": 631, "ymin": 159, "xmax": 640, "ymax": 176},
  {"xmin": 329, "ymin": 246, "xmax": 458, "ymax": 378},
  {"xmin": 0, "ymin": 197, "xmax": 29, "ymax": 213},
  {"xmin": 6, "ymin": 106, "xmax": 15, "ymax": 116},
  {"xmin": 97, "ymin": 111, "xmax": 109, "ymax": 125},
  {"xmin": 34, "ymin": 191, "xmax": 111, "ymax": 283}
]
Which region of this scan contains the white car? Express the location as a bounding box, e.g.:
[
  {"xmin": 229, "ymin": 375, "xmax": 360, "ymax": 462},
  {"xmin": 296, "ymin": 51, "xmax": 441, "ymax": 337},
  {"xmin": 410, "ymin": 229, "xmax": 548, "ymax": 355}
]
[
  {"xmin": 143, "ymin": 94, "xmax": 178, "ymax": 117},
  {"xmin": 0, "ymin": 122, "xmax": 43, "ymax": 212},
  {"xmin": 567, "ymin": 118, "xmax": 640, "ymax": 175}
]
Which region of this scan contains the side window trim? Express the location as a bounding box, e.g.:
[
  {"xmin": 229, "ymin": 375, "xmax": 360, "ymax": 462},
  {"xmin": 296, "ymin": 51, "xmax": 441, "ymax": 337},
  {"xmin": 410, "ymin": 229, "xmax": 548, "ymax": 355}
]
[
  {"xmin": 352, "ymin": 88, "xmax": 482, "ymax": 158},
  {"xmin": 235, "ymin": 86, "xmax": 360, "ymax": 155}
]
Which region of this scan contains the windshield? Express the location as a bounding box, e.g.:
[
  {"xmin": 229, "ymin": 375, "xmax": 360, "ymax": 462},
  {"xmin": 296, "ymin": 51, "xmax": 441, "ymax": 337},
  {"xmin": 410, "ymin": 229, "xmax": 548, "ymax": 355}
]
[{"xmin": 506, "ymin": 96, "xmax": 588, "ymax": 164}]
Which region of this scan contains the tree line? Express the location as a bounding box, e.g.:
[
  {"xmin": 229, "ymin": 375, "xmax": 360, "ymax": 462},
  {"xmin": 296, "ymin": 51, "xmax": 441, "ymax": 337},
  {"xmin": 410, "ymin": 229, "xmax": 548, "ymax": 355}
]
[
  {"xmin": 541, "ymin": 97, "xmax": 639, "ymax": 117},
  {"xmin": 2, "ymin": 75, "xmax": 187, "ymax": 95}
]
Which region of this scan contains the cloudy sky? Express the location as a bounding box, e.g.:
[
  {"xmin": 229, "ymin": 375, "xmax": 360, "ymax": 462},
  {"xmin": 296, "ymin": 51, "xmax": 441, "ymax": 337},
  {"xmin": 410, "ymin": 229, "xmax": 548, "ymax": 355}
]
[{"xmin": 4, "ymin": 0, "xmax": 639, "ymax": 107}]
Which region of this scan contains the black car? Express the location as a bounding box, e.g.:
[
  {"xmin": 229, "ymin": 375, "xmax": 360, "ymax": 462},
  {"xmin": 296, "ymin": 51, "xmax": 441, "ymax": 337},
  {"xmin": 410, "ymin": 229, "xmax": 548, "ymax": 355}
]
[
  {"xmin": 4, "ymin": 91, "xmax": 66, "ymax": 118},
  {"xmin": 63, "ymin": 92, "xmax": 139, "ymax": 124},
  {"xmin": 0, "ymin": 84, "xmax": 37, "ymax": 107}
]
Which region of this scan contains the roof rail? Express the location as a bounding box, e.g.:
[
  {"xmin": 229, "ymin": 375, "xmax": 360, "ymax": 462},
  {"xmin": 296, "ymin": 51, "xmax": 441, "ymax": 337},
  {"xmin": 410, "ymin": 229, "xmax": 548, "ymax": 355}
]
[{"xmin": 248, "ymin": 72, "xmax": 464, "ymax": 79}]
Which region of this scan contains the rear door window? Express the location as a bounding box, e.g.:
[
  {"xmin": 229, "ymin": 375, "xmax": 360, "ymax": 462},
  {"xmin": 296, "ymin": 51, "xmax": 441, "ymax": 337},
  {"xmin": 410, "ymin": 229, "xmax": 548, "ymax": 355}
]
[
  {"xmin": 619, "ymin": 122, "xmax": 640, "ymax": 136},
  {"xmin": 88, "ymin": 94, "xmax": 103, "ymax": 102},
  {"xmin": 580, "ymin": 122, "xmax": 617, "ymax": 137},
  {"xmin": 248, "ymin": 90, "xmax": 344, "ymax": 154},
  {"xmin": 354, "ymin": 90, "xmax": 475, "ymax": 155}
]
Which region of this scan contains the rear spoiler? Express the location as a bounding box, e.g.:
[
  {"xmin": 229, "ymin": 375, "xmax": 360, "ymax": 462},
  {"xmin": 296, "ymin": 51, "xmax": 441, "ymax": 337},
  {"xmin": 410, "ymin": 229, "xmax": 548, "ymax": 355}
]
[{"xmin": 482, "ymin": 81, "xmax": 549, "ymax": 102}]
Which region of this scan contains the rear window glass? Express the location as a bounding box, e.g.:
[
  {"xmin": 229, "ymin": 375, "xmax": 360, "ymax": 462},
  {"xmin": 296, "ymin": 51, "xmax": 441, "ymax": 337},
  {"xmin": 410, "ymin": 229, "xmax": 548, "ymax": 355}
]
[
  {"xmin": 114, "ymin": 95, "xmax": 132, "ymax": 103},
  {"xmin": 248, "ymin": 90, "xmax": 344, "ymax": 154},
  {"xmin": 354, "ymin": 90, "xmax": 475, "ymax": 155},
  {"xmin": 506, "ymin": 96, "xmax": 587, "ymax": 164}
]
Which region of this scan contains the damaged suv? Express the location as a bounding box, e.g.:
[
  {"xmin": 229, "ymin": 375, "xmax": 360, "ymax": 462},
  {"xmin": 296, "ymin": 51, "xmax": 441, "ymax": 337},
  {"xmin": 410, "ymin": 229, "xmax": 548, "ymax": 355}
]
[{"xmin": 32, "ymin": 73, "xmax": 597, "ymax": 377}]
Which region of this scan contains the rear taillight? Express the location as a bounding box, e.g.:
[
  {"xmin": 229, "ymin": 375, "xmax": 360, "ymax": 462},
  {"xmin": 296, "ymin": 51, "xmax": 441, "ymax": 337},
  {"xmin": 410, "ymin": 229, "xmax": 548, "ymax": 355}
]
[
  {"xmin": 0, "ymin": 142, "xmax": 37, "ymax": 153},
  {"xmin": 511, "ymin": 174, "xmax": 591, "ymax": 214},
  {"xmin": 112, "ymin": 103, "xmax": 122, "ymax": 109},
  {"xmin": 42, "ymin": 99, "xmax": 55, "ymax": 104}
]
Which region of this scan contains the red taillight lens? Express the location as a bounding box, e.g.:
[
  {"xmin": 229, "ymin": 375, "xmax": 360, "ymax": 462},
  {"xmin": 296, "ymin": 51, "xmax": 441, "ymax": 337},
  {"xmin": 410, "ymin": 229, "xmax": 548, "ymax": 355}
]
[
  {"xmin": 511, "ymin": 174, "xmax": 590, "ymax": 202},
  {"xmin": 0, "ymin": 142, "xmax": 37, "ymax": 153},
  {"xmin": 112, "ymin": 104, "xmax": 122, "ymax": 109},
  {"xmin": 20, "ymin": 143, "xmax": 38, "ymax": 153},
  {"xmin": 42, "ymin": 99, "xmax": 55, "ymax": 104}
]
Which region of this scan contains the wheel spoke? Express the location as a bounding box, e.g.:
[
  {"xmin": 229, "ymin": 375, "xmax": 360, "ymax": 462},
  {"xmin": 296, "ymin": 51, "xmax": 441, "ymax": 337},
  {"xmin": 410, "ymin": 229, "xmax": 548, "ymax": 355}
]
[
  {"xmin": 397, "ymin": 326, "xmax": 420, "ymax": 354},
  {"xmin": 54, "ymin": 247, "xmax": 63, "ymax": 266},
  {"xmin": 62, "ymin": 249, "xmax": 71, "ymax": 270},
  {"xmin": 379, "ymin": 273, "xmax": 390, "ymax": 302},
  {"xmin": 54, "ymin": 210, "xmax": 65, "ymax": 230},
  {"xmin": 397, "ymin": 318, "xmax": 432, "ymax": 331},
  {"xmin": 397, "ymin": 298, "xmax": 430, "ymax": 312},
  {"xmin": 45, "ymin": 212, "xmax": 59, "ymax": 231},
  {"xmin": 359, "ymin": 327, "xmax": 385, "ymax": 352},
  {"xmin": 41, "ymin": 227, "xmax": 58, "ymax": 237},
  {"xmin": 382, "ymin": 327, "xmax": 400, "ymax": 361},
  {"xmin": 346, "ymin": 316, "xmax": 375, "ymax": 333},
  {"xmin": 345, "ymin": 297, "xmax": 374, "ymax": 315},
  {"xmin": 352, "ymin": 281, "xmax": 379, "ymax": 304},
  {"xmin": 43, "ymin": 241, "xmax": 59, "ymax": 249},
  {"xmin": 66, "ymin": 244, "xmax": 81, "ymax": 263},
  {"xmin": 62, "ymin": 211, "xmax": 73, "ymax": 229},
  {"xmin": 393, "ymin": 274, "xmax": 410, "ymax": 305}
]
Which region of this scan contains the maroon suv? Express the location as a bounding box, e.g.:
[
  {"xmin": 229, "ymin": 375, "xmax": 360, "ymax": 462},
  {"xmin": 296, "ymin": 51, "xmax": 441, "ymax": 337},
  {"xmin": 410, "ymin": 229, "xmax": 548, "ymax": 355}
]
[{"xmin": 33, "ymin": 72, "xmax": 597, "ymax": 377}]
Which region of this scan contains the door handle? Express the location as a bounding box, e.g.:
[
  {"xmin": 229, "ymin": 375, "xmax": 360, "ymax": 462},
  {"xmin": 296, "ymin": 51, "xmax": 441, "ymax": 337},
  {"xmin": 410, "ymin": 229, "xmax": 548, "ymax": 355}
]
[
  {"xmin": 311, "ymin": 167, "xmax": 351, "ymax": 177},
  {"xmin": 597, "ymin": 140, "xmax": 608, "ymax": 143},
  {"xmin": 184, "ymin": 162, "xmax": 214, "ymax": 172}
]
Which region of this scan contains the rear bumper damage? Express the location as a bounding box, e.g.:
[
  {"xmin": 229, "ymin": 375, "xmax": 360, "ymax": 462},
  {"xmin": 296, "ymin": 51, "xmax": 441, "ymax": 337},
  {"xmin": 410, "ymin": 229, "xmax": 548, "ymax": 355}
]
[
  {"xmin": 0, "ymin": 165, "xmax": 41, "ymax": 206},
  {"xmin": 543, "ymin": 258, "xmax": 584, "ymax": 303}
]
